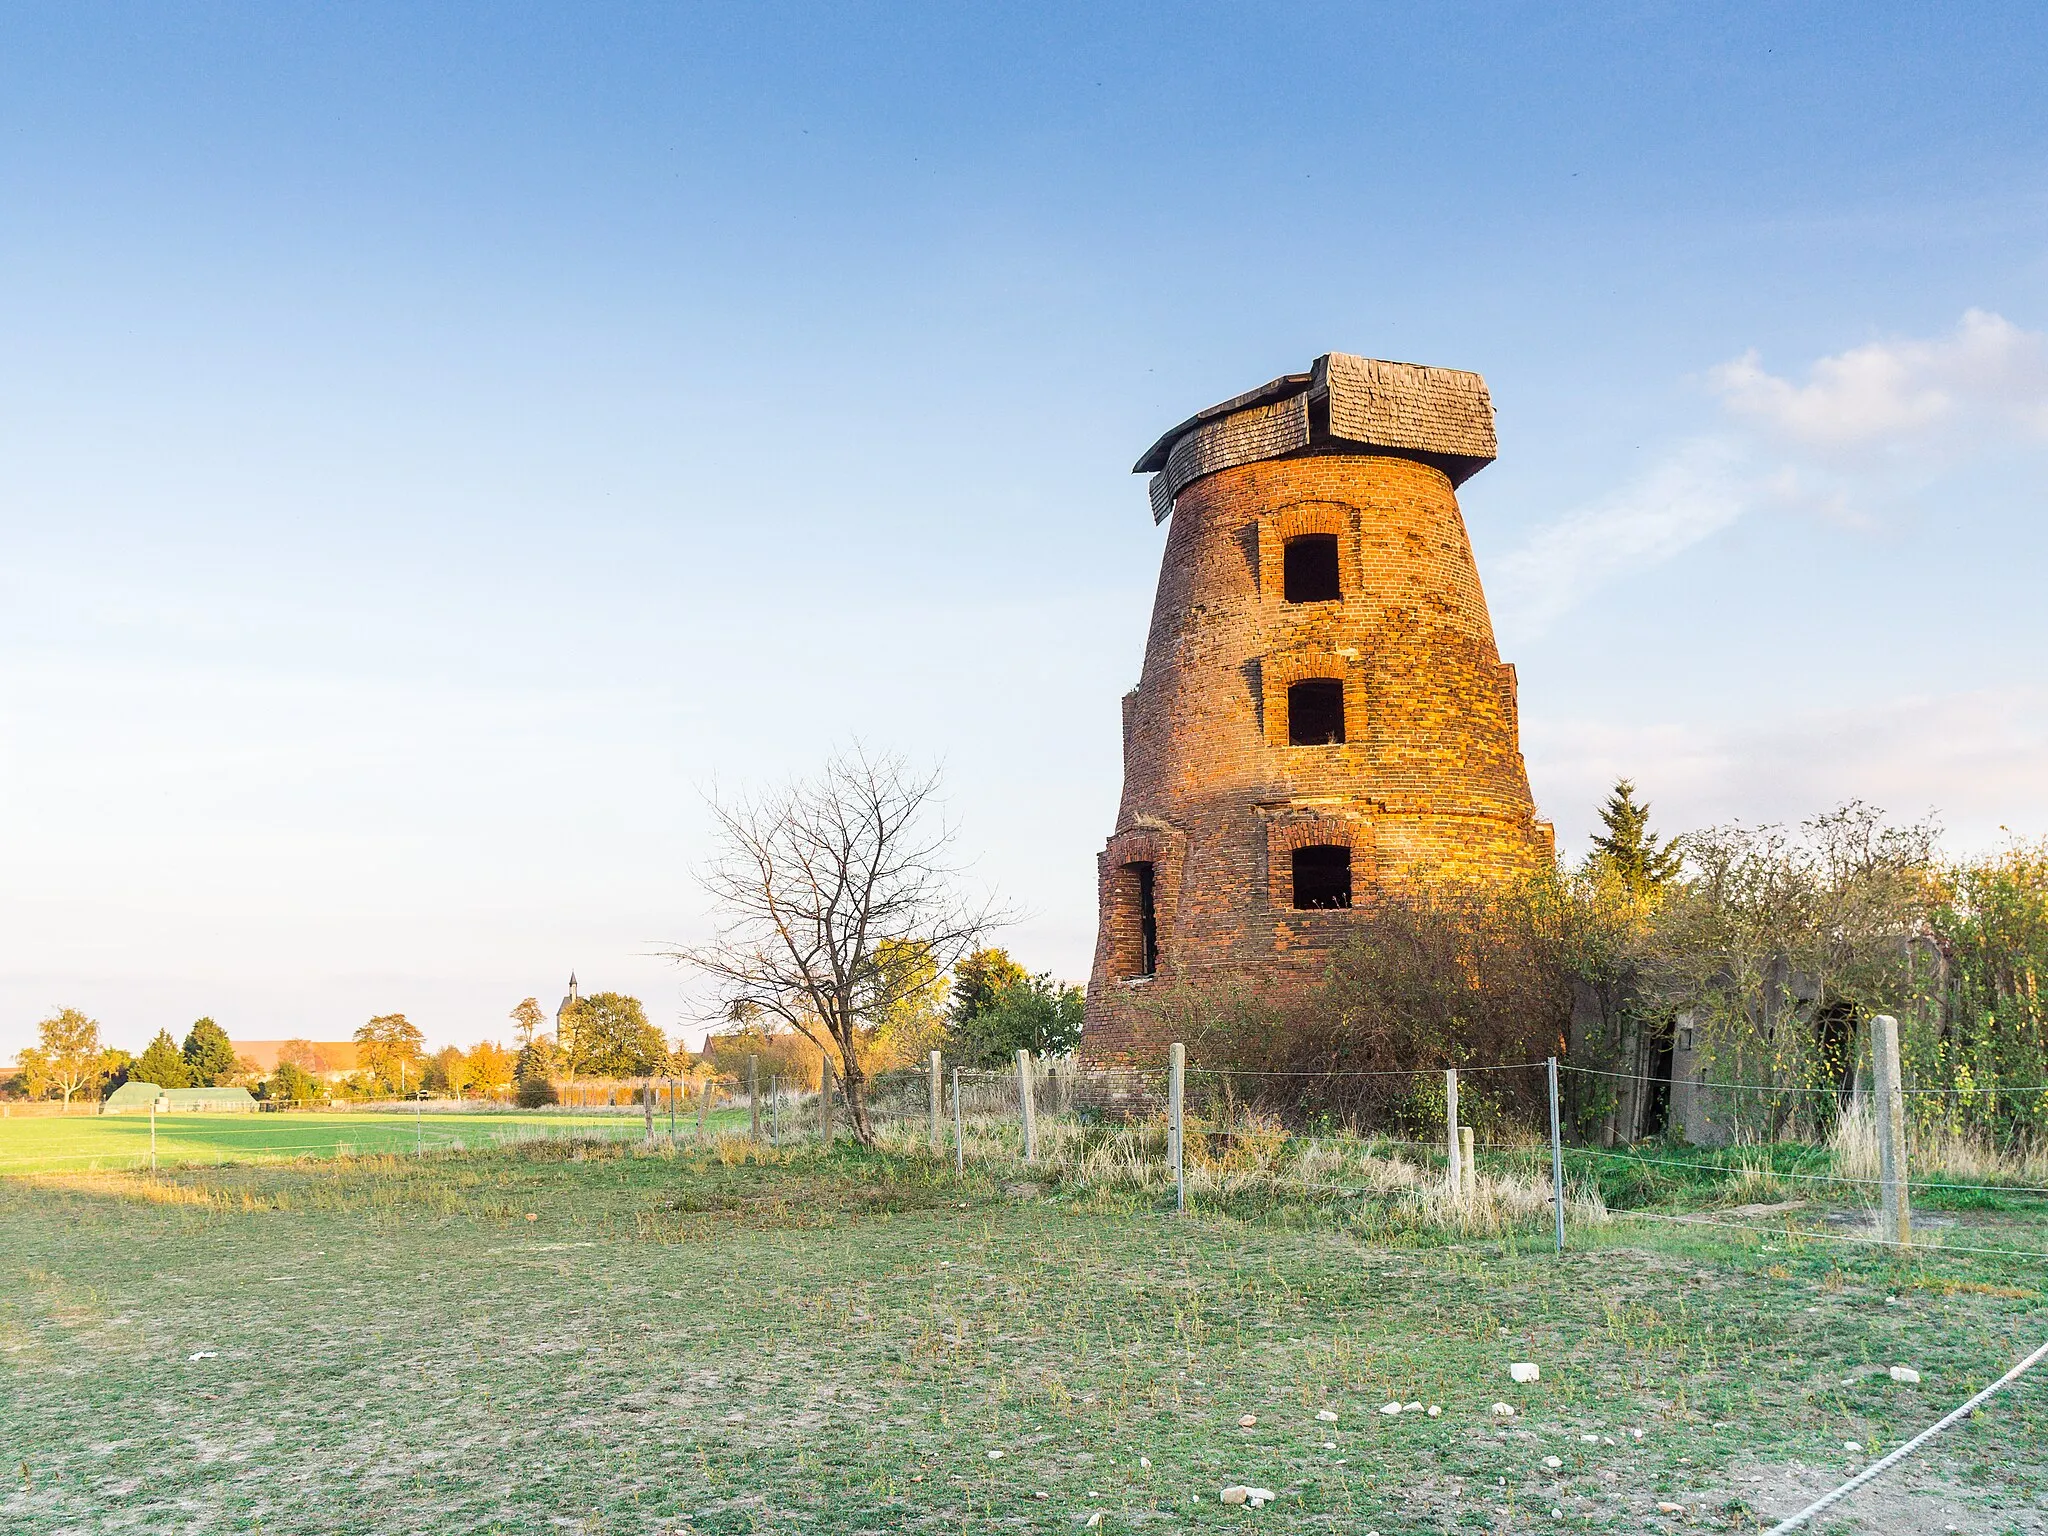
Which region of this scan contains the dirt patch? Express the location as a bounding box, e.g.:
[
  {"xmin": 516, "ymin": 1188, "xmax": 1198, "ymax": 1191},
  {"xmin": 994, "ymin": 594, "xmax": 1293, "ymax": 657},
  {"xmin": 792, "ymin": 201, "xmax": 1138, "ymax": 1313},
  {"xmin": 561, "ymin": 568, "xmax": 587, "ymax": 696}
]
[{"xmin": 1708, "ymin": 1458, "xmax": 2047, "ymax": 1534}]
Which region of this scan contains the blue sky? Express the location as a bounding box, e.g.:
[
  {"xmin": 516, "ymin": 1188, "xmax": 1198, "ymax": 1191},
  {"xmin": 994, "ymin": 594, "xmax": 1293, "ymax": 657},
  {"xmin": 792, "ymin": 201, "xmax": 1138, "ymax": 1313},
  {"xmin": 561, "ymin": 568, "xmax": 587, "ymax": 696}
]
[{"xmin": 5, "ymin": 4, "xmax": 2046, "ymax": 1057}]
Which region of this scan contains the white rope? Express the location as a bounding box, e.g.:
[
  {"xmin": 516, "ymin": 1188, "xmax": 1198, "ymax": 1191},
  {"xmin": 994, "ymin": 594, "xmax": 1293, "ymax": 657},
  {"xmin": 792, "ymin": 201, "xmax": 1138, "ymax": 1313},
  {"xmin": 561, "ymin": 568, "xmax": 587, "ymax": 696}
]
[{"xmin": 1762, "ymin": 1337, "xmax": 2048, "ymax": 1534}]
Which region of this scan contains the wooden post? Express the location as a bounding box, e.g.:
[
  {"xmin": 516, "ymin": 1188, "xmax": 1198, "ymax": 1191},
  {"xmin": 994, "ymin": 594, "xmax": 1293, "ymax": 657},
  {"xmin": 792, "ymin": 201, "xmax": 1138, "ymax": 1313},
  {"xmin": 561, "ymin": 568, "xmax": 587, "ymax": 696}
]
[
  {"xmin": 748, "ymin": 1055, "xmax": 761, "ymax": 1141},
  {"xmin": 1445, "ymin": 1068, "xmax": 1461, "ymax": 1195},
  {"xmin": 929, "ymin": 1049, "xmax": 942, "ymax": 1153},
  {"xmin": 1871, "ymin": 1014, "xmax": 1912, "ymax": 1247},
  {"xmin": 1458, "ymin": 1125, "xmax": 1476, "ymax": 1201},
  {"xmin": 1016, "ymin": 1049, "xmax": 1038, "ymax": 1162},
  {"xmin": 643, "ymin": 1078, "xmax": 655, "ymax": 1143},
  {"xmin": 1169, "ymin": 1043, "xmax": 1186, "ymax": 1214},
  {"xmin": 952, "ymin": 1066, "xmax": 964, "ymax": 1175}
]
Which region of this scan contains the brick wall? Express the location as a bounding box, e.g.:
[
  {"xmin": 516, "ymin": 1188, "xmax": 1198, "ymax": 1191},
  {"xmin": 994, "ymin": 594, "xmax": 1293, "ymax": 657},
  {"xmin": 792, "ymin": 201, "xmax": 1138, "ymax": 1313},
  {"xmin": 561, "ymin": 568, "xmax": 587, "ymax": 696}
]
[{"xmin": 1080, "ymin": 449, "xmax": 1554, "ymax": 1065}]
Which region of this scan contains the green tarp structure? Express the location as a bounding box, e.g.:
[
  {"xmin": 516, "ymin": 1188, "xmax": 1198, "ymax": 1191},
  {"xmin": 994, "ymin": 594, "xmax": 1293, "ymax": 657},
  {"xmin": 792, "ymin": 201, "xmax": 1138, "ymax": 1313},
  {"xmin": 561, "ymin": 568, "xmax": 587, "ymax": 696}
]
[{"xmin": 102, "ymin": 1082, "xmax": 258, "ymax": 1114}]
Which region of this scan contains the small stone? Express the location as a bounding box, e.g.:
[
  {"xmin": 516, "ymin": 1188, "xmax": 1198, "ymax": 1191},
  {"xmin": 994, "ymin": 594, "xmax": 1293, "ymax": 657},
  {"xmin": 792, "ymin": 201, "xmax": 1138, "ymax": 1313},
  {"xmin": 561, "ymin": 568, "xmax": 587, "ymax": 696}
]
[
  {"xmin": 1085, "ymin": 1515, "xmax": 1102, "ymax": 1529},
  {"xmin": 524, "ymin": 1212, "xmax": 537, "ymax": 1221},
  {"xmin": 187, "ymin": 1351, "xmax": 216, "ymax": 1361},
  {"xmin": 1844, "ymin": 1441, "xmax": 1862, "ymax": 1453},
  {"xmin": 1510, "ymin": 1363, "xmax": 1541, "ymax": 1384},
  {"xmin": 1246, "ymin": 1488, "xmax": 1275, "ymax": 1507},
  {"xmin": 1220, "ymin": 1485, "xmax": 1249, "ymax": 1506},
  {"xmin": 1626, "ymin": 1428, "xmax": 1643, "ymax": 1440},
  {"xmin": 1580, "ymin": 1434, "xmax": 1598, "ymax": 1443},
  {"xmin": 1402, "ymin": 1402, "xmax": 1422, "ymax": 1413},
  {"xmin": 1491, "ymin": 1403, "xmax": 1516, "ymax": 1418},
  {"xmin": 1657, "ymin": 1503, "xmax": 1684, "ymax": 1515},
  {"xmin": 1315, "ymin": 1409, "xmax": 1339, "ymax": 1422},
  {"xmin": 1139, "ymin": 1456, "xmax": 1151, "ymax": 1469},
  {"xmin": 1426, "ymin": 1405, "xmax": 1442, "ymax": 1418},
  {"xmin": 987, "ymin": 1449, "xmax": 1004, "ymax": 1460},
  {"xmin": 1321, "ymin": 1441, "xmax": 1336, "ymax": 1449},
  {"xmin": 1238, "ymin": 1413, "xmax": 1258, "ymax": 1428},
  {"xmin": 1380, "ymin": 1401, "xmax": 1402, "ymax": 1415},
  {"xmin": 1889, "ymin": 1366, "xmax": 1921, "ymax": 1383},
  {"xmin": 1543, "ymin": 1456, "xmax": 1561, "ymax": 1469}
]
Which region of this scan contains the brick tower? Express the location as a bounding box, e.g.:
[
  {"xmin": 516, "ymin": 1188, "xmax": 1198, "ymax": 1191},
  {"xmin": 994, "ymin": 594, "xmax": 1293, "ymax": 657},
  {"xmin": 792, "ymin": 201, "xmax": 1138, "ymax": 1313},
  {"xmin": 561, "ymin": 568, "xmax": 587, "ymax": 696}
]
[{"xmin": 1080, "ymin": 353, "xmax": 1553, "ymax": 1062}]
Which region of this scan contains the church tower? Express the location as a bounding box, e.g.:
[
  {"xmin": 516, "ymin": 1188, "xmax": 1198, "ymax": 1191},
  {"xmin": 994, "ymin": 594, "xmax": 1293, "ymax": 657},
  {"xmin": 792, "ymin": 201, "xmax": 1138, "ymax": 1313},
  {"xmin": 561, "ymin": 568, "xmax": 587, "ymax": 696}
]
[
  {"xmin": 1080, "ymin": 353, "xmax": 1553, "ymax": 1062},
  {"xmin": 555, "ymin": 973, "xmax": 581, "ymax": 1056}
]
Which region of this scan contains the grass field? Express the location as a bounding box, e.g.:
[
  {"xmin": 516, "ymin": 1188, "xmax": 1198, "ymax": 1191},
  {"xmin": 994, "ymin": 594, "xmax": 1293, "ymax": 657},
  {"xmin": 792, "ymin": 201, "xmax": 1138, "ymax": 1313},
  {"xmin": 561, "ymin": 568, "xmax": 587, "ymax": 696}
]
[
  {"xmin": 3, "ymin": 1137, "xmax": 2044, "ymax": 1534},
  {"xmin": 0, "ymin": 1107, "xmax": 751, "ymax": 1176}
]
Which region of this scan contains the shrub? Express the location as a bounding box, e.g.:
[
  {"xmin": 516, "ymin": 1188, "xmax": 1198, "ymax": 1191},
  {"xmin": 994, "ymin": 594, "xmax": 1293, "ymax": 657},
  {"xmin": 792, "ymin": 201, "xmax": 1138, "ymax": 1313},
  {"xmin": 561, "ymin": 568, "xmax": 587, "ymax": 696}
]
[{"xmin": 516, "ymin": 1076, "xmax": 559, "ymax": 1109}]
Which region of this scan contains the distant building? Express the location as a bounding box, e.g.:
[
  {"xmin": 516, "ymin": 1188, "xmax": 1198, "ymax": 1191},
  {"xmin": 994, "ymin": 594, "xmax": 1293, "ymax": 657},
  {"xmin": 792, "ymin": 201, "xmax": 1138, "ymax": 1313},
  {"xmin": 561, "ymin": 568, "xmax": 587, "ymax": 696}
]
[
  {"xmin": 232, "ymin": 1040, "xmax": 360, "ymax": 1083},
  {"xmin": 555, "ymin": 974, "xmax": 581, "ymax": 1056}
]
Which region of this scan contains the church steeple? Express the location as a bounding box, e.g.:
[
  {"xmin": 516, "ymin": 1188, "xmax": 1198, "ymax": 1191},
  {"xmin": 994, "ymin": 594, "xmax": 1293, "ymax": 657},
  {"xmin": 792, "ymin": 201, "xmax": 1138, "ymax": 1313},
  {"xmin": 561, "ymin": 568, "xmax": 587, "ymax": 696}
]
[{"xmin": 556, "ymin": 973, "xmax": 582, "ymax": 1053}]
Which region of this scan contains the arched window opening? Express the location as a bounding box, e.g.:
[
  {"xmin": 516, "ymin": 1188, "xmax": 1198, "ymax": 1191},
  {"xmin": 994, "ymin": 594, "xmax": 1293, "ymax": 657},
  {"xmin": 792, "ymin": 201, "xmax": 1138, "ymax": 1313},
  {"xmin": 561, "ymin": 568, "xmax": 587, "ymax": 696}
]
[
  {"xmin": 1283, "ymin": 534, "xmax": 1341, "ymax": 603},
  {"xmin": 1287, "ymin": 679, "xmax": 1345, "ymax": 745},
  {"xmin": 1291, "ymin": 845, "xmax": 1352, "ymax": 909}
]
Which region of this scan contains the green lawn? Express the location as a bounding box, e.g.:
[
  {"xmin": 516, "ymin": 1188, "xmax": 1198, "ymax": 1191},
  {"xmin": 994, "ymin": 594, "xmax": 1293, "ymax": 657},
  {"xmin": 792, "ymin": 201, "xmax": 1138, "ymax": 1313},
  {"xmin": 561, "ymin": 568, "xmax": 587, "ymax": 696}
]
[
  {"xmin": 0, "ymin": 1107, "xmax": 751, "ymax": 1175},
  {"xmin": 3, "ymin": 1139, "xmax": 2043, "ymax": 1534}
]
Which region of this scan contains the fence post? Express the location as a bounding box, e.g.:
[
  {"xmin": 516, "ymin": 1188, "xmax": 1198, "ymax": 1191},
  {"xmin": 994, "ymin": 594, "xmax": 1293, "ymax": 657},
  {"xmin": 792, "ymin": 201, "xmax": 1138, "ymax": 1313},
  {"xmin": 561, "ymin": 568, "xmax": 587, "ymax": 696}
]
[
  {"xmin": 929, "ymin": 1049, "xmax": 942, "ymax": 1153},
  {"xmin": 643, "ymin": 1078, "xmax": 655, "ymax": 1143},
  {"xmin": 1547, "ymin": 1057, "xmax": 1566, "ymax": 1255},
  {"xmin": 668, "ymin": 1077, "xmax": 677, "ymax": 1141},
  {"xmin": 748, "ymin": 1055, "xmax": 761, "ymax": 1141},
  {"xmin": 1169, "ymin": 1042, "xmax": 1186, "ymax": 1214},
  {"xmin": 952, "ymin": 1066, "xmax": 964, "ymax": 1175},
  {"xmin": 150, "ymin": 1106, "xmax": 157, "ymax": 1176},
  {"xmin": 770, "ymin": 1076, "xmax": 780, "ymax": 1145},
  {"xmin": 696, "ymin": 1078, "xmax": 709, "ymax": 1141},
  {"xmin": 1459, "ymin": 1125, "xmax": 1476, "ymax": 1201},
  {"xmin": 1445, "ymin": 1068, "xmax": 1461, "ymax": 1195},
  {"xmin": 1016, "ymin": 1049, "xmax": 1038, "ymax": 1162},
  {"xmin": 821, "ymin": 1067, "xmax": 834, "ymax": 1145},
  {"xmin": 1871, "ymin": 1014, "xmax": 1913, "ymax": 1248}
]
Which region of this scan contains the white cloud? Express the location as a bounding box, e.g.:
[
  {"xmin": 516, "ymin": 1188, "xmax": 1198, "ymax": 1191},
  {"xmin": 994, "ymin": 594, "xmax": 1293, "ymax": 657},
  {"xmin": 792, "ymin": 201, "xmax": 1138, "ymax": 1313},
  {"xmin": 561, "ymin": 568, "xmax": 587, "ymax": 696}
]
[
  {"xmin": 1709, "ymin": 308, "xmax": 2048, "ymax": 451},
  {"xmin": 1490, "ymin": 439, "xmax": 1748, "ymax": 640},
  {"xmin": 1495, "ymin": 311, "xmax": 2048, "ymax": 637},
  {"xmin": 1527, "ymin": 686, "xmax": 2048, "ymax": 859}
]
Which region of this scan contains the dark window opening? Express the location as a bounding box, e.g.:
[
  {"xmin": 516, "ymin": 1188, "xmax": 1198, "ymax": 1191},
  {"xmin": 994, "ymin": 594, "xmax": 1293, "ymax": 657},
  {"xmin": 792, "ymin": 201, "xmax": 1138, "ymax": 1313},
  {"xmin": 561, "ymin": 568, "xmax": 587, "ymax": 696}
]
[
  {"xmin": 1287, "ymin": 679, "xmax": 1345, "ymax": 745},
  {"xmin": 1292, "ymin": 845, "xmax": 1352, "ymax": 909},
  {"xmin": 1640, "ymin": 1016, "xmax": 1675, "ymax": 1138},
  {"xmin": 1124, "ymin": 860, "xmax": 1158, "ymax": 978},
  {"xmin": 1283, "ymin": 534, "xmax": 1341, "ymax": 603}
]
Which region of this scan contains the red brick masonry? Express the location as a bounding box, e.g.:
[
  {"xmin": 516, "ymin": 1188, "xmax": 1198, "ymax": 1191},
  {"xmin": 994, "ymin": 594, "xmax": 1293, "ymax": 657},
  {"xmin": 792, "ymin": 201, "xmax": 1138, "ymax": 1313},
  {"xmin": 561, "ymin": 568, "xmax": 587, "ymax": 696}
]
[{"xmin": 1081, "ymin": 357, "xmax": 1553, "ymax": 1064}]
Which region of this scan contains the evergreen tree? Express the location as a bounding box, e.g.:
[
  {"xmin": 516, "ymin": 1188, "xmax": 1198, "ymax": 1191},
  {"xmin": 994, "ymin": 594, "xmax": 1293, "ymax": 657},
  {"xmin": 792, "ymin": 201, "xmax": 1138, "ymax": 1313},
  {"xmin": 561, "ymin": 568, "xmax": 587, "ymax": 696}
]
[
  {"xmin": 1589, "ymin": 778, "xmax": 1684, "ymax": 895},
  {"xmin": 182, "ymin": 1017, "xmax": 241, "ymax": 1086},
  {"xmin": 134, "ymin": 1029, "xmax": 191, "ymax": 1089}
]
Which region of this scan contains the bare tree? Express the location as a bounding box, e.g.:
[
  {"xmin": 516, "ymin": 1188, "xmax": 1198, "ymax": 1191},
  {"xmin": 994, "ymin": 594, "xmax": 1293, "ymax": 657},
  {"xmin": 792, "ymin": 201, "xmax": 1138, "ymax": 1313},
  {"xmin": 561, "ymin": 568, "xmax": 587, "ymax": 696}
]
[{"xmin": 668, "ymin": 748, "xmax": 1008, "ymax": 1147}]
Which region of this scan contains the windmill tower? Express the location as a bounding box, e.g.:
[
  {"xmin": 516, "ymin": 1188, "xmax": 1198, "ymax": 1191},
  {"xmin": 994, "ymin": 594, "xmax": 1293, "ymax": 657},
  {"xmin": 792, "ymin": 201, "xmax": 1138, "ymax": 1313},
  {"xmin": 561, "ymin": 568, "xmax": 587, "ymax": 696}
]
[
  {"xmin": 1080, "ymin": 353, "xmax": 1553, "ymax": 1062},
  {"xmin": 555, "ymin": 973, "xmax": 581, "ymax": 1056}
]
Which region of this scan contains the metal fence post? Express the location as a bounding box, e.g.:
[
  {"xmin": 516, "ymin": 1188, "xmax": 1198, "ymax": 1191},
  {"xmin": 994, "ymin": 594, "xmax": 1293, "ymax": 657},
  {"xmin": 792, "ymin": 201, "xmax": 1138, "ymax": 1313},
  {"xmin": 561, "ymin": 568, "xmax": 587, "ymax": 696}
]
[
  {"xmin": 1169, "ymin": 1042, "xmax": 1186, "ymax": 1214},
  {"xmin": 1445, "ymin": 1067, "xmax": 1461, "ymax": 1195},
  {"xmin": 1459, "ymin": 1125, "xmax": 1476, "ymax": 1201},
  {"xmin": 748, "ymin": 1055, "xmax": 761, "ymax": 1141},
  {"xmin": 1016, "ymin": 1049, "xmax": 1038, "ymax": 1162},
  {"xmin": 1548, "ymin": 1057, "xmax": 1566, "ymax": 1255},
  {"xmin": 952, "ymin": 1066, "xmax": 964, "ymax": 1175},
  {"xmin": 1871, "ymin": 1014, "xmax": 1912, "ymax": 1248},
  {"xmin": 929, "ymin": 1049, "xmax": 942, "ymax": 1153}
]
